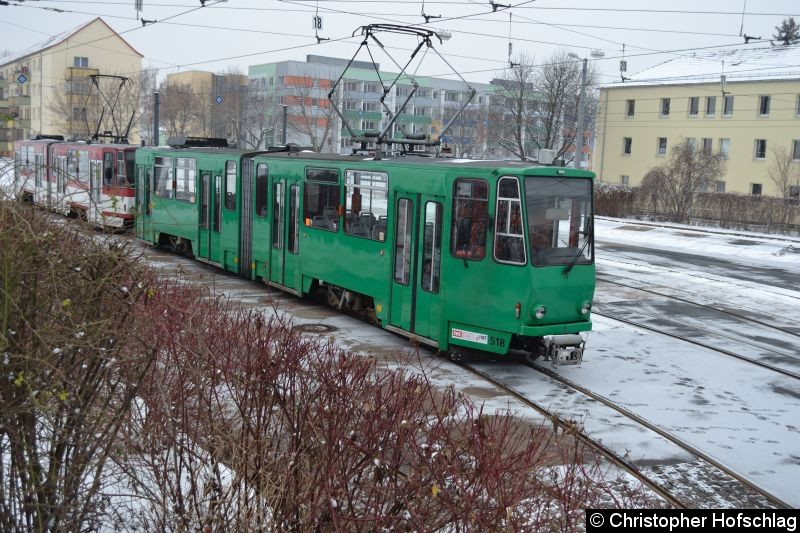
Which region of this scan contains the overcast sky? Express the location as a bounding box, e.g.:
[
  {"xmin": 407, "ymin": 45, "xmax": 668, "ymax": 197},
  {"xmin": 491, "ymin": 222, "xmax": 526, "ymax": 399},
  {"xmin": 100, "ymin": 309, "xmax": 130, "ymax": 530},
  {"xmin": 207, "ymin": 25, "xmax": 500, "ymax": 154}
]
[{"xmin": 2, "ymin": 0, "xmax": 799, "ymax": 86}]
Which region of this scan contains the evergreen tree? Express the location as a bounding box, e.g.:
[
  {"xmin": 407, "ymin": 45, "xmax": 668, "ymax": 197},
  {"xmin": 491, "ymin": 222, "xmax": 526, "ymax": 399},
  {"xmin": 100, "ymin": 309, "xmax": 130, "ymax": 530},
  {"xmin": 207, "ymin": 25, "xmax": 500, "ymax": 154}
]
[{"xmin": 773, "ymin": 17, "xmax": 800, "ymax": 45}]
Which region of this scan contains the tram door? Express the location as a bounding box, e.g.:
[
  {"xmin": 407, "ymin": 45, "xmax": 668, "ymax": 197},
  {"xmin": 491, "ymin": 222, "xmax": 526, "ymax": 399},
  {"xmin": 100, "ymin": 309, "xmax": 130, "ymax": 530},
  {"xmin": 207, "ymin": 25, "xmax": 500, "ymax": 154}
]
[
  {"xmin": 269, "ymin": 178, "xmax": 301, "ymax": 289},
  {"xmin": 390, "ymin": 193, "xmax": 444, "ymax": 341},
  {"xmin": 198, "ymin": 173, "xmax": 221, "ymax": 264},
  {"xmin": 136, "ymin": 166, "xmax": 153, "ymax": 239},
  {"xmin": 90, "ymin": 160, "xmax": 100, "ymax": 223}
]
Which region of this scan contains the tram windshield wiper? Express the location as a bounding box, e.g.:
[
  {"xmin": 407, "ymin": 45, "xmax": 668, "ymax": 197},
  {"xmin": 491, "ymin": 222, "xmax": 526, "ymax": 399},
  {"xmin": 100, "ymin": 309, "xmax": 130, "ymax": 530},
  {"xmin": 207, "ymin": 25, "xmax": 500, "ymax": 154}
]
[{"xmin": 562, "ymin": 225, "xmax": 593, "ymax": 278}]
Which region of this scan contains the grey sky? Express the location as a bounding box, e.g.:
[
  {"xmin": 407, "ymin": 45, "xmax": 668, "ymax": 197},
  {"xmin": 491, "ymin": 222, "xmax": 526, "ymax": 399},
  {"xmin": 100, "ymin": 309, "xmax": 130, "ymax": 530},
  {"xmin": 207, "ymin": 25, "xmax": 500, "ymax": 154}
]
[{"xmin": 1, "ymin": 0, "xmax": 799, "ymax": 85}]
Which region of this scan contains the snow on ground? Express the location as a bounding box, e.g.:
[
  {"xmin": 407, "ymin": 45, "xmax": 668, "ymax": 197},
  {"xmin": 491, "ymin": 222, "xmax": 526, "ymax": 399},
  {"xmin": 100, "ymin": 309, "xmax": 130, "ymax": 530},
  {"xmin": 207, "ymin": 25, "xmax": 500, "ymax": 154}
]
[
  {"xmin": 574, "ymin": 217, "xmax": 800, "ymax": 506},
  {"xmin": 595, "ymin": 216, "xmax": 800, "ymax": 268}
]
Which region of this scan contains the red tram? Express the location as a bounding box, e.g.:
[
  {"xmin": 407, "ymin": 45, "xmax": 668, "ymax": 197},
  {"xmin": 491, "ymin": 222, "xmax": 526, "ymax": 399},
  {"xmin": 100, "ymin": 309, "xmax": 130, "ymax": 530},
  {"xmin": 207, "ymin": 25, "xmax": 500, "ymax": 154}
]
[{"xmin": 13, "ymin": 138, "xmax": 136, "ymax": 228}]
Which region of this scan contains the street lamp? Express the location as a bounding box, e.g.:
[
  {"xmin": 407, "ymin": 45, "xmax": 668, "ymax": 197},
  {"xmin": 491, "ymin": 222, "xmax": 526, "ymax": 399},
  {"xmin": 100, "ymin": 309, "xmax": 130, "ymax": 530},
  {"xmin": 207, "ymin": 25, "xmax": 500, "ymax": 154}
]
[{"xmin": 568, "ymin": 49, "xmax": 604, "ymax": 169}]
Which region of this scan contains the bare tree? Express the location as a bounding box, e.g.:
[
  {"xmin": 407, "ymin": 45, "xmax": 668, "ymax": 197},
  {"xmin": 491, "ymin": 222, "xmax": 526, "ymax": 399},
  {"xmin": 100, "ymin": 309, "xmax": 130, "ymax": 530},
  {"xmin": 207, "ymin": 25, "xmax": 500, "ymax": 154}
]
[
  {"xmin": 644, "ymin": 139, "xmax": 726, "ymax": 223},
  {"xmin": 137, "ymin": 66, "xmax": 158, "ymax": 145},
  {"xmin": 439, "ymin": 105, "xmax": 486, "ymax": 158},
  {"xmin": 535, "ymin": 50, "xmax": 597, "ymax": 162},
  {"xmin": 768, "ymin": 146, "xmax": 800, "ymax": 199},
  {"xmin": 282, "ymin": 72, "xmax": 340, "ymax": 152},
  {"xmin": 492, "ymin": 54, "xmax": 538, "ymax": 160},
  {"xmin": 158, "ymin": 81, "xmax": 202, "ymax": 138},
  {"xmin": 768, "ymin": 145, "xmax": 800, "ymax": 224},
  {"xmin": 215, "ymin": 67, "xmax": 276, "ymax": 149}
]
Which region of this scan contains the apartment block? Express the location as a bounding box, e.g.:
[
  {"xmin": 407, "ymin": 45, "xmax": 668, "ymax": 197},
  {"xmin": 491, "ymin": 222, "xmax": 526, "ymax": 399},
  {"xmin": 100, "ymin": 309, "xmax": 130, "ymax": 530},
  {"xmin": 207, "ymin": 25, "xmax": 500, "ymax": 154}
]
[
  {"xmin": 0, "ymin": 17, "xmax": 143, "ymax": 155},
  {"xmin": 594, "ymin": 45, "xmax": 800, "ymax": 196}
]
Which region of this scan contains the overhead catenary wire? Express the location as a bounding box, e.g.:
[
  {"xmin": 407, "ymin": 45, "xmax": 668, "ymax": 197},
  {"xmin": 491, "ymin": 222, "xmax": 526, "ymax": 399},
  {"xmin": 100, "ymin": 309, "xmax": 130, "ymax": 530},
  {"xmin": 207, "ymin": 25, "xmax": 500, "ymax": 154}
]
[{"xmin": 3, "ymin": 0, "xmax": 798, "ymax": 100}]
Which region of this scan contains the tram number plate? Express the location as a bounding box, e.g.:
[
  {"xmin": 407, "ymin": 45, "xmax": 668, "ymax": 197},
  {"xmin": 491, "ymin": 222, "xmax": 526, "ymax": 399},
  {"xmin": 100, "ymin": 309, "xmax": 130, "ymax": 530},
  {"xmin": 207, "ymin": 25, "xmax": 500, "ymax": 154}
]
[{"xmin": 451, "ymin": 328, "xmax": 488, "ymax": 345}]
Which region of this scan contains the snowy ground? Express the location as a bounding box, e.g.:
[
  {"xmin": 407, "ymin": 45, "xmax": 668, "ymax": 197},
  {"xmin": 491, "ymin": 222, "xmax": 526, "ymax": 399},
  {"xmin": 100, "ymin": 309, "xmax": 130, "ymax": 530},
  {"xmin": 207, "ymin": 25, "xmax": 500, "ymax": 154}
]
[{"xmin": 573, "ymin": 218, "xmax": 799, "ymax": 505}]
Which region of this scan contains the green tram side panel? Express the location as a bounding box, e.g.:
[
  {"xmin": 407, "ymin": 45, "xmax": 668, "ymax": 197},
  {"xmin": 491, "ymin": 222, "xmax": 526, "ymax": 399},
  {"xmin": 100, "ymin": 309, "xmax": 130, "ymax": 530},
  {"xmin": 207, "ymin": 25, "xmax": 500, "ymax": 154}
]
[{"xmin": 136, "ymin": 148, "xmax": 244, "ymax": 275}]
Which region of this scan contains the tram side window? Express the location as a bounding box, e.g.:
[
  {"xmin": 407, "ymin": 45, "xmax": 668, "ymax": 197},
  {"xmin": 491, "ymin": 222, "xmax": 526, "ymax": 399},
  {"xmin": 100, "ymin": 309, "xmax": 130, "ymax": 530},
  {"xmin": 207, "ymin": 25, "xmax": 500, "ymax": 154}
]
[
  {"xmin": 225, "ymin": 161, "xmax": 237, "ymax": 210},
  {"xmin": 78, "ymin": 150, "xmax": 89, "ymax": 184},
  {"xmin": 451, "ymin": 178, "xmax": 489, "ymax": 260},
  {"xmin": 103, "ymin": 153, "xmax": 115, "ymax": 187},
  {"xmin": 154, "ymin": 156, "xmax": 174, "ymax": 199},
  {"xmin": 35, "ymin": 154, "xmax": 43, "ymax": 187},
  {"xmin": 344, "ymin": 170, "xmax": 388, "ymax": 241},
  {"xmin": 494, "ymin": 177, "xmax": 526, "ymax": 265},
  {"xmin": 117, "ymin": 152, "xmax": 134, "ymax": 186},
  {"xmin": 304, "ymin": 168, "xmax": 340, "ymax": 231},
  {"xmin": 124, "ymin": 151, "xmax": 136, "ymax": 186},
  {"xmin": 421, "ymin": 202, "xmax": 442, "ymax": 293},
  {"xmin": 175, "ymin": 158, "xmax": 196, "ymax": 203},
  {"xmin": 289, "ymin": 185, "xmax": 300, "ymax": 254},
  {"xmin": 394, "ymin": 198, "xmax": 412, "ymax": 285},
  {"xmin": 255, "ymin": 164, "xmax": 268, "ymax": 217},
  {"xmin": 68, "ymin": 151, "xmax": 78, "ymax": 182}
]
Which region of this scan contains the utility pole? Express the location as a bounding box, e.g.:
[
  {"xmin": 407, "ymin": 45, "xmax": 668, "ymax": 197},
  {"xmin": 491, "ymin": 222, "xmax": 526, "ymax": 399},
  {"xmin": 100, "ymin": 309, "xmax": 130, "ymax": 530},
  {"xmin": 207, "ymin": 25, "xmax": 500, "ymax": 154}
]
[
  {"xmin": 153, "ymin": 91, "xmax": 160, "ymax": 146},
  {"xmin": 282, "ymin": 104, "xmax": 288, "ymax": 145},
  {"xmin": 574, "ymin": 57, "xmax": 587, "ymax": 169},
  {"xmin": 568, "ymin": 50, "xmax": 604, "ymax": 169}
]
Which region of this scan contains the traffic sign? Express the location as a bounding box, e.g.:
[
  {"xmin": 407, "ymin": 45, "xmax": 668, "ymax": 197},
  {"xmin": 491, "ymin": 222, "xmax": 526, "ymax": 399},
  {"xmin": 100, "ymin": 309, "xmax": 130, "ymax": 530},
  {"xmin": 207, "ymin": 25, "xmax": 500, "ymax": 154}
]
[
  {"xmin": 17, "ymin": 74, "xmax": 27, "ymax": 85},
  {"xmin": 215, "ymin": 96, "xmax": 223, "ymax": 104}
]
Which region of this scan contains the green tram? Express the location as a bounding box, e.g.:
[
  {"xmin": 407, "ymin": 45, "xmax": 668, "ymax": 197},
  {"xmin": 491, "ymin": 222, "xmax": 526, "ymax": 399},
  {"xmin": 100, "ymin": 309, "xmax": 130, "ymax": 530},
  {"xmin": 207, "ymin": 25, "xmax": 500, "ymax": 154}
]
[{"xmin": 135, "ymin": 145, "xmax": 595, "ymax": 364}]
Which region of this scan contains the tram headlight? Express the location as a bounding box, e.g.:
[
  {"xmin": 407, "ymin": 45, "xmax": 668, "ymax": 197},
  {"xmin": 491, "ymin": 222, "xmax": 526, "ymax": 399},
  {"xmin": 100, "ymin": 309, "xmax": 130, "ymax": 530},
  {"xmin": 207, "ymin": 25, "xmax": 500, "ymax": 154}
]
[
  {"xmin": 580, "ymin": 301, "xmax": 592, "ymax": 315},
  {"xmin": 533, "ymin": 305, "xmax": 547, "ymax": 320}
]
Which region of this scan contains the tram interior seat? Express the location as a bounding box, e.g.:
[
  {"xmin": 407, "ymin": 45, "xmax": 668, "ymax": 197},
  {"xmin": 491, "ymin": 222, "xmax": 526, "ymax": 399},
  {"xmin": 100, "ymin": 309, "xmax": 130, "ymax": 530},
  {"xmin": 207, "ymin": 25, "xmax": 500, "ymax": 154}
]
[
  {"xmin": 350, "ymin": 221, "xmax": 370, "ymax": 237},
  {"xmin": 373, "ymin": 216, "xmax": 387, "ymax": 240}
]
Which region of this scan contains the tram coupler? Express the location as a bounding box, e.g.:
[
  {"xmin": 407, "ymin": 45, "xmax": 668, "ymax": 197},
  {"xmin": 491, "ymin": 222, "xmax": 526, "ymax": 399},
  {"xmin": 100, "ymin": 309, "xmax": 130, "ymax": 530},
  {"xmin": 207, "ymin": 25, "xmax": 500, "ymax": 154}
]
[{"xmin": 544, "ymin": 334, "xmax": 585, "ymax": 367}]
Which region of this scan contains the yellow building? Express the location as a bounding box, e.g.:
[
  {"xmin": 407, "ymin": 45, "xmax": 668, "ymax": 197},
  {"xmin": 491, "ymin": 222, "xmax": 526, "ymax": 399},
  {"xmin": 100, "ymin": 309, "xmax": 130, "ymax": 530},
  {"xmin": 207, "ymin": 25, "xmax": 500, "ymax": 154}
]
[
  {"xmin": 0, "ymin": 17, "xmax": 143, "ymax": 155},
  {"xmin": 594, "ymin": 45, "xmax": 800, "ymax": 196}
]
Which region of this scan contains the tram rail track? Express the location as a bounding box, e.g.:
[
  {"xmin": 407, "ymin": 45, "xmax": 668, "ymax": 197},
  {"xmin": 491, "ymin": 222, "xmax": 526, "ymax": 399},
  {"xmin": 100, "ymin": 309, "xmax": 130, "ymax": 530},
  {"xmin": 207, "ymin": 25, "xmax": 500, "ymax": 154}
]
[
  {"xmin": 592, "ymin": 306, "xmax": 800, "ymax": 382},
  {"xmin": 597, "ymin": 275, "xmax": 800, "ymax": 338},
  {"xmin": 522, "ymin": 361, "xmax": 791, "ymax": 509},
  {"xmin": 459, "ymin": 361, "xmax": 687, "ymax": 509},
  {"xmin": 597, "ymin": 255, "xmax": 800, "ymax": 304}
]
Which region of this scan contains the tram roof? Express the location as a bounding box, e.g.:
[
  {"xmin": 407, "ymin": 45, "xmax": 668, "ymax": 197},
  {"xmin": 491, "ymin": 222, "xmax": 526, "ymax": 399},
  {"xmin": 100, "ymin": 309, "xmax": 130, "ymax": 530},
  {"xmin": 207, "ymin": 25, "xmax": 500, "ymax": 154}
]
[
  {"xmin": 137, "ymin": 147, "xmax": 594, "ymax": 178},
  {"xmin": 258, "ymin": 151, "xmax": 595, "ymax": 177}
]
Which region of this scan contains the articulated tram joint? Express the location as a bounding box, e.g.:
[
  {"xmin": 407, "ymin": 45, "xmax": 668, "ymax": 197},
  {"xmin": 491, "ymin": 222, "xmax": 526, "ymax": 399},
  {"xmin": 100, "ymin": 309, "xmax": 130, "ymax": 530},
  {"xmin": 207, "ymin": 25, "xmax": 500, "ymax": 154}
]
[{"xmin": 543, "ymin": 334, "xmax": 585, "ymax": 367}]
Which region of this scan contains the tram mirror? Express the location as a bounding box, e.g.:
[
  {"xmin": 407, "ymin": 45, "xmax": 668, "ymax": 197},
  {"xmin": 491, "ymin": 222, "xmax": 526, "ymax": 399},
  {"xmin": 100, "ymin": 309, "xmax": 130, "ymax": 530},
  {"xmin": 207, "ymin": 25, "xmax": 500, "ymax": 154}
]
[{"xmin": 545, "ymin": 207, "xmax": 569, "ymax": 221}]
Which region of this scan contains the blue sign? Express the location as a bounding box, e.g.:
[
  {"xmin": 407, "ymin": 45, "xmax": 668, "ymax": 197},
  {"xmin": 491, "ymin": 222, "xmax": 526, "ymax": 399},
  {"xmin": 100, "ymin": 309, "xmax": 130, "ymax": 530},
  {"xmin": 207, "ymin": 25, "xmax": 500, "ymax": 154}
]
[
  {"xmin": 358, "ymin": 110, "xmax": 364, "ymax": 116},
  {"xmin": 17, "ymin": 74, "xmax": 27, "ymax": 85},
  {"xmin": 215, "ymin": 96, "xmax": 223, "ymax": 104}
]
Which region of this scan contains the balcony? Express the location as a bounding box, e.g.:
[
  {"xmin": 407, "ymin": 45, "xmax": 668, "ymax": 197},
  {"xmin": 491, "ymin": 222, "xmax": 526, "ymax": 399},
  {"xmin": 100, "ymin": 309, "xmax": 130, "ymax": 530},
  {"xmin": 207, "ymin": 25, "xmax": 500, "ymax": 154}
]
[{"xmin": 10, "ymin": 94, "xmax": 30, "ymax": 106}]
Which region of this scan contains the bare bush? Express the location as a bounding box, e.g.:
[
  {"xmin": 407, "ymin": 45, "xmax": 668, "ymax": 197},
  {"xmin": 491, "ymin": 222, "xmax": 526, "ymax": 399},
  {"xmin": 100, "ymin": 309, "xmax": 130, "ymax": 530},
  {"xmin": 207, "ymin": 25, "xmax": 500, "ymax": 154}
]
[
  {"xmin": 0, "ymin": 201, "xmax": 157, "ymax": 531},
  {"xmin": 646, "ymin": 140, "xmax": 726, "ymax": 224},
  {"xmin": 114, "ymin": 282, "xmax": 657, "ymax": 530},
  {"xmin": 594, "ymin": 182, "xmax": 636, "ymax": 218}
]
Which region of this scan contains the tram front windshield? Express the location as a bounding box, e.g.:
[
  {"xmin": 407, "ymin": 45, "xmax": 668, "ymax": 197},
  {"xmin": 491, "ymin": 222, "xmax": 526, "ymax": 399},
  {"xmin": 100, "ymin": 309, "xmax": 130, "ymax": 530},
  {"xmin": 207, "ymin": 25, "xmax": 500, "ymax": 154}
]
[{"xmin": 524, "ymin": 177, "xmax": 593, "ymax": 267}]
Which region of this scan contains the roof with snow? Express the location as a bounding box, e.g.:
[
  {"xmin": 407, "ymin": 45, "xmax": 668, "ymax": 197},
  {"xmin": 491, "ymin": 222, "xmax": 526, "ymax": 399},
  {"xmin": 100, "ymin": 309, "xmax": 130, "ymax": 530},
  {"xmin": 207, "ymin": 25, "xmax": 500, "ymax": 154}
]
[
  {"xmin": 602, "ymin": 44, "xmax": 800, "ymax": 89},
  {"xmin": 0, "ymin": 17, "xmax": 143, "ymax": 68}
]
